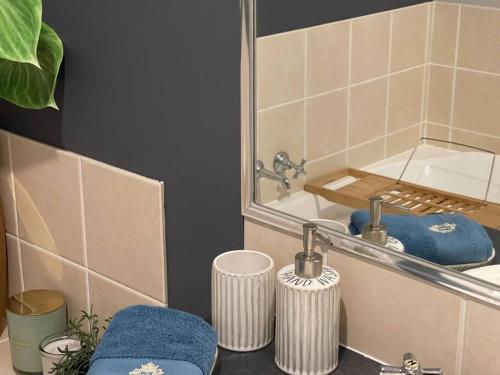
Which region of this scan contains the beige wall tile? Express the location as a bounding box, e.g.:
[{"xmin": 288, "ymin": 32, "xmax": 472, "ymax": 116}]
[
  {"xmin": 306, "ymin": 152, "xmax": 347, "ymax": 181},
  {"xmin": 11, "ymin": 136, "xmax": 84, "ymax": 265},
  {"xmin": 349, "ymin": 78, "xmax": 388, "ymax": 146},
  {"xmin": 0, "ymin": 132, "xmax": 16, "ymax": 235},
  {"xmin": 82, "ymin": 160, "xmax": 166, "ymax": 302},
  {"xmin": 431, "ymin": 3, "xmax": 459, "ymax": 65},
  {"xmin": 327, "ymin": 250, "xmax": 460, "ymax": 373},
  {"xmin": 453, "ymin": 69, "xmax": 500, "ymax": 137},
  {"xmin": 452, "ymin": 128, "xmax": 500, "ymax": 154},
  {"xmin": 427, "ymin": 65, "xmax": 454, "ymax": 125},
  {"xmin": 387, "ymin": 125, "xmax": 421, "ymax": 157},
  {"xmin": 20, "ymin": 241, "xmax": 88, "ymax": 319},
  {"xmin": 6, "ymin": 236, "xmax": 22, "ymax": 297},
  {"xmin": 391, "ymin": 4, "xmax": 429, "ymax": 71},
  {"xmin": 244, "ymin": 220, "xmax": 460, "ymax": 374},
  {"xmin": 347, "ymin": 138, "xmax": 385, "ymax": 169},
  {"xmin": 426, "ymin": 122, "xmax": 451, "ymax": 147},
  {"xmin": 458, "ymin": 6, "xmax": 500, "ymax": 74},
  {"xmin": 351, "ymin": 13, "xmax": 391, "ymax": 83},
  {"xmin": 256, "ymin": 101, "xmax": 306, "ymax": 204},
  {"xmin": 388, "ymin": 67, "xmax": 425, "ymax": 132},
  {"xmin": 256, "ymin": 179, "xmax": 284, "ymax": 205},
  {"xmin": 306, "ymin": 22, "xmax": 350, "ymax": 95},
  {"xmin": 256, "ymin": 174, "xmax": 306, "ymax": 205},
  {"xmin": 306, "ymin": 89, "xmax": 348, "ymax": 160},
  {"xmin": 257, "ymin": 32, "xmax": 305, "ymax": 109},
  {"xmin": 257, "ymin": 101, "xmax": 305, "ymax": 169},
  {"xmin": 89, "ymin": 273, "xmax": 164, "ymax": 322},
  {"xmin": 462, "ymin": 300, "xmax": 500, "ymax": 375}
]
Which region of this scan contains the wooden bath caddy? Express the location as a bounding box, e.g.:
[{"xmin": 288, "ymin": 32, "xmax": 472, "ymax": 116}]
[{"xmin": 304, "ymin": 168, "xmax": 500, "ymax": 230}]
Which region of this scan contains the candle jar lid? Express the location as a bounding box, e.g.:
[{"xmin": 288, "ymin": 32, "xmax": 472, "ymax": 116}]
[{"xmin": 7, "ymin": 289, "xmax": 65, "ymax": 316}]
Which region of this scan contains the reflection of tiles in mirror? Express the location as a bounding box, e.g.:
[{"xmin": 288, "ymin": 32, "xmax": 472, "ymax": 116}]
[{"xmin": 255, "ymin": 1, "xmax": 500, "ymax": 207}]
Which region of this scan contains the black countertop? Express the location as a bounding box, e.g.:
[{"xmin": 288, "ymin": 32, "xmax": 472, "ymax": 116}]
[{"xmin": 214, "ymin": 342, "xmax": 380, "ymax": 375}]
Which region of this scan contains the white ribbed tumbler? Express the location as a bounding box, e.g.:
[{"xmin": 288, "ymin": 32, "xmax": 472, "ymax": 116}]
[{"xmin": 211, "ymin": 250, "xmax": 275, "ymax": 351}]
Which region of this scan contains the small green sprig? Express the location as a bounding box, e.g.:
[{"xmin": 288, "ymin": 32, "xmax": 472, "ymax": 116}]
[{"xmin": 50, "ymin": 307, "xmax": 110, "ymax": 375}]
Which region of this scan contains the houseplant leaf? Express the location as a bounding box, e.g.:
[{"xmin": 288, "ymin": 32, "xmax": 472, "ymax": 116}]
[
  {"xmin": 0, "ymin": 0, "xmax": 42, "ymax": 66},
  {"xmin": 0, "ymin": 22, "xmax": 63, "ymax": 109}
]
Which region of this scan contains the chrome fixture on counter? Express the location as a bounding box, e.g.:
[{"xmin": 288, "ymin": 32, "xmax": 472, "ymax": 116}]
[
  {"xmin": 362, "ymin": 195, "xmax": 410, "ymax": 246},
  {"xmin": 273, "ymin": 151, "xmax": 306, "ymax": 179},
  {"xmin": 256, "ymin": 160, "xmax": 291, "ymax": 189},
  {"xmin": 380, "ymin": 353, "xmax": 442, "ymax": 374},
  {"xmin": 296, "ymin": 222, "xmax": 333, "ymax": 278},
  {"xmin": 275, "ymin": 223, "xmax": 340, "ymax": 375}
]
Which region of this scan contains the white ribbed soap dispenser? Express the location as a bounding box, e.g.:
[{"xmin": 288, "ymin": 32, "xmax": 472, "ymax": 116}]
[{"xmin": 275, "ymin": 223, "xmax": 341, "ymax": 375}]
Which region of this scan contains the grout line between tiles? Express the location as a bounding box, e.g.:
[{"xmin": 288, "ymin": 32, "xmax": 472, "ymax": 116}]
[
  {"xmin": 421, "ymin": 2, "xmax": 433, "ymax": 138},
  {"xmin": 438, "ymin": 1, "xmax": 500, "ymax": 13},
  {"xmin": 307, "ymin": 149, "xmax": 347, "ymax": 165},
  {"xmin": 454, "ymin": 298, "xmax": 468, "ymax": 375},
  {"xmin": 257, "ymin": 63, "xmax": 427, "ymax": 114},
  {"xmin": 383, "ymin": 12, "xmax": 394, "ymax": 159},
  {"xmin": 307, "ymin": 121, "xmax": 423, "ymax": 166},
  {"xmin": 6, "ymin": 233, "xmax": 24, "ymax": 292},
  {"xmin": 6, "ymin": 134, "xmax": 19, "ymax": 237},
  {"xmin": 6, "ymin": 135, "xmax": 24, "ymax": 292},
  {"xmin": 77, "ymin": 157, "xmax": 91, "ymax": 313},
  {"xmin": 79, "ymin": 156, "xmax": 162, "ymax": 186},
  {"xmin": 345, "ymin": 21, "xmax": 353, "ymax": 166},
  {"xmin": 427, "ymin": 122, "xmax": 500, "ymax": 141},
  {"xmin": 303, "ymin": 30, "xmax": 308, "ymax": 161},
  {"xmin": 257, "ymin": 2, "xmax": 431, "ymax": 41},
  {"xmin": 16, "ymin": 237, "xmax": 165, "ymax": 306},
  {"xmin": 448, "ymin": 5, "xmax": 462, "ymax": 143},
  {"xmin": 430, "ymin": 63, "xmax": 500, "ymax": 78},
  {"xmin": 88, "ymin": 269, "xmax": 165, "ymax": 306}
]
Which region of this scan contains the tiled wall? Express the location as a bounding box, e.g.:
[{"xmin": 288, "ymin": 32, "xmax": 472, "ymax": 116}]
[
  {"xmin": 425, "ymin": 1, "xmax": 500, "ymax": 153},
  {"xmin": 245, "ymin": 218, "xmax": 500, "ymax": 375},
  {"xmin": 256, "ymin": 1, "xmax": 500, "ymax": 203},
  {"xmin": 0, "ymin": 130, "xmax": 167, "ymax": 320},
  {"xmin": 256, "ymin": 2, "xmax": 432, "ymax": 203}
]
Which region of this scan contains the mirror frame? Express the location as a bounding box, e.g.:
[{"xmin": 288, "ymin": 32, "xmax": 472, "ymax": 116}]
[{"xmin": 239, "ymin": 0, "xmax": 500, "ymax": 307}]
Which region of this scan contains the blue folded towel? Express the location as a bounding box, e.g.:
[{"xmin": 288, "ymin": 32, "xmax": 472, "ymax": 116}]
[
  {"xmin": 349, "ymin": 212, "xmax": 493, "ymax": 266},
  {"xmin": 88, "ymin": 305, "xmax": 217, "ymax": 375}
]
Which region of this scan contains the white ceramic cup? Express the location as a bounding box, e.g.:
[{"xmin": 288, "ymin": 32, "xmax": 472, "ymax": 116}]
[{"xmin": 211, "ymin": 250, "xmax": 275, "ymax": 351}]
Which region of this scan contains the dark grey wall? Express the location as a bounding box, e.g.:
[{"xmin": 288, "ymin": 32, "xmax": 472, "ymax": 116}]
[
  {"xmin": 257, "ymin": 0, "xmax": 431, "ymax": 36},
  {"xmin": 0, "ymin": 0, "xmax": 243, "ymax": 317}
]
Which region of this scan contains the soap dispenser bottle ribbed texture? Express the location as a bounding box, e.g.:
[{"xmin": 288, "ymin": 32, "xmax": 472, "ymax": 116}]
[{"xmin": 275, "ymin": 223, "xmax": 340, "ymax": 375}]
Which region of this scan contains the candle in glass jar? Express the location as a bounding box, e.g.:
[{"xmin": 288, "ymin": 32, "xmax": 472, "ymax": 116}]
[{"xmin": 40, "ymin": 335, "xmax": 81, "ymax": 375}]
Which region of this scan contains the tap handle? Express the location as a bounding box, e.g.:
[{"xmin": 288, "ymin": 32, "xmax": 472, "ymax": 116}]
[
  {"xmin": 381, "ymin": 353, "xmax": 442, "ymax": 375},
  {"xmin": 273, "ymin": 151, "xmax": 307, "ymax": 178},
  {"xmin": 292, "ymin": 159, "xmax": 306, "ymax": 179}
]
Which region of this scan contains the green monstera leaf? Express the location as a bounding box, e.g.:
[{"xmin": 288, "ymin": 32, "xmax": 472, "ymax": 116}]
[
  {"xmin": 0, "ymin": 0, "xmax": 42, "ymax": 66},
  {"xmin": 0, "ymin": 22, "xmax": 63, "ymax": 109}
]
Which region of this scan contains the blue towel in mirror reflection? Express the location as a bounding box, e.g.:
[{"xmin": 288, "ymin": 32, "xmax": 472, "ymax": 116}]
[
  {"xmin": 88, "ymin": 305, "xmax": 217, "ymax": 375},
  {"xmin": 349, "ymin": 212, "xmax": 493, "ymax": 266}
]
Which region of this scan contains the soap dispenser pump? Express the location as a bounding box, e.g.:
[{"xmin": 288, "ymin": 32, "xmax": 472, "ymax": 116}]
[{"xmin": 275, "ymin": 223, "xmax": 341, "ymax": 375}]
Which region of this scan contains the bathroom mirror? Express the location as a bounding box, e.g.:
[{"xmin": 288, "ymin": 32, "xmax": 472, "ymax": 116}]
[{"xmin": 242, "ymin": 0, "xmax": 500, "ymax": 305}]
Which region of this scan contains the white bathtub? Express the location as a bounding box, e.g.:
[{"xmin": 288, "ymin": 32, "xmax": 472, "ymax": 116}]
[{"xmin": 266, "ymin": 145, "xmax": 500, "ymax": 227}]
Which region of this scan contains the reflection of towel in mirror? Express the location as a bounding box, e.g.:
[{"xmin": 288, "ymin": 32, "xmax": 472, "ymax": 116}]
[
  {"xmin": 88, "ymin": 305, "xmax": 217, "ymax": 375},
  {"xmin": 349, "ymin": 212, "xmax": 493, "ymax": 266}
]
